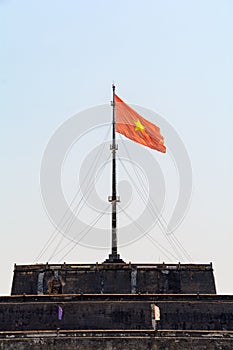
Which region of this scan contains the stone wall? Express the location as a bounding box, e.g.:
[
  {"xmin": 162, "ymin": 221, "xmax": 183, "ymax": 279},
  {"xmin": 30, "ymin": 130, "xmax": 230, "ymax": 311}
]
[
  {"xmin": 0, "ymin": 301, "xmax": 151, "ymax": 331},
  {"xmin": 0, "ymin": 333, "xmax": 233, "ymax": 350},
  {"xmin": 0, "ymin": 297, "xmax": 233, "ymax": 331},
  {"xmin": 11, "ymin": 263, "xmax": 216, "ymax": 295}
]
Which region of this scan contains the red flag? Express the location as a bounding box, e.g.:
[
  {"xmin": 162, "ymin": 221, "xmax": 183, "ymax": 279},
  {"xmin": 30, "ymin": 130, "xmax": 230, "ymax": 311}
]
[{"xmin": 115, "ymin": 94, "xmax": 166, "ymax": 153}]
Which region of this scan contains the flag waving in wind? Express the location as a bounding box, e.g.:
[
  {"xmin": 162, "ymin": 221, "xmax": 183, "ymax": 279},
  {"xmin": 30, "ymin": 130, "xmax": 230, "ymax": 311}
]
[{"xmin": 115, "ymin": 94, "xmax": 166, "ymax": 153}]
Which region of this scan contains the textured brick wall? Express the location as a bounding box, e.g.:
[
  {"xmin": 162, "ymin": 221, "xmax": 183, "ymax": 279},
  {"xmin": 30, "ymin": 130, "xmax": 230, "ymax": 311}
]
[
  {"xmin": 0, "ymin": 336, "xmax": 233, "ymax": 350},
  {"xmin": 0, "ymin": 299, "xmax": 233, "ymax": 331},
  {"xmin": 11, "ymin": 263, "xmax": 216, "ymax": 295},
  {"xmin": 0, "ymin": 301, "xmax": 151, "ymax": 331},
  {"xmin": 157, "ymin": 301, "xmax": 233, "ymax": 330}
]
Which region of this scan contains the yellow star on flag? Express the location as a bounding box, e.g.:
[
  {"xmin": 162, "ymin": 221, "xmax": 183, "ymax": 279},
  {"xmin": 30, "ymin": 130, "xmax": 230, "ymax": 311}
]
[{"xmin": 134, "ymin": 119, "xmax": 145, "ymax": 133}]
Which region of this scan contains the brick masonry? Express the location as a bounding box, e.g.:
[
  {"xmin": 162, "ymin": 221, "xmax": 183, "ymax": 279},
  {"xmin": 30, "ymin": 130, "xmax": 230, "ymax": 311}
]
[{"xmin": 0, "ymin": 262, "xmax": 232, "ymax": 349}]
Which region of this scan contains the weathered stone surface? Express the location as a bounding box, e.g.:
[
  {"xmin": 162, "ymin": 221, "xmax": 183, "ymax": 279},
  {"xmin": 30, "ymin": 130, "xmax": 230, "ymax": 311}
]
[
  {"xmin": 11, "ymin": 263, "xmax": 216, "ymax": 295},
  {"xmin": 0, "ymin": 301, "xmax": 150, "ymax": 331},
  {"xmin": 0, "ymin": 295, "xmax": 233, "ymax": 331},
  {"xmin": 3, "ymin": 262, "xmax": 231, "ymax": 349},
  {"xmin": 0, "ymin": 333, "xmax": 233, "ymax": 350}
]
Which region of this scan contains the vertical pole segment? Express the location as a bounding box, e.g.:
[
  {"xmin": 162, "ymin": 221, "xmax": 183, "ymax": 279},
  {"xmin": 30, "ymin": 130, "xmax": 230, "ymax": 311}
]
[
  {"xmin": 111, "ymin": 84, "xmax": 118, "ymax": 260},
  {"xmin": 105, "ymin": 84, "xmax": 123, "ymax": 263},
  {"xmin": 106, "ymin": 84, "xmax": 120, "ymax": 262}
]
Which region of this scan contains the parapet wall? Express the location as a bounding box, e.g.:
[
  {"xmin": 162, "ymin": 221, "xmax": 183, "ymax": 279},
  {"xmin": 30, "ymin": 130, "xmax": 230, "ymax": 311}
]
[
  {"xmin": 0, "ymin": 295, "xmax": 232, "ymax": 331},
  {"xmin": 0, "ymin": 331, "xmax": 233, "ymax": 350},
  {"xmin": 11, "ymin": 263, "xmax": 216, "ymax": 295},
  {"xmin": 2, "ymin": 262, "xmax": 232, "ymax": 349}
]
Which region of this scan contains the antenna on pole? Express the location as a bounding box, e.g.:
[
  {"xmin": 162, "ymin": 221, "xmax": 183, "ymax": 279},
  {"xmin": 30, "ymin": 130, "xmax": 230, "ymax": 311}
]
[{"xmin": 105, "ymin": 84, "xmax": 123, "ymax": 263}]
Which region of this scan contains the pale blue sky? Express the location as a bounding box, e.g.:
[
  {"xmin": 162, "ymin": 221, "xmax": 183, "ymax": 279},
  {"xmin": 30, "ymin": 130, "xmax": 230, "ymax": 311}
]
[{"xmin": 0, "ymin": 0, "xmax": 233, "ymax": 294}]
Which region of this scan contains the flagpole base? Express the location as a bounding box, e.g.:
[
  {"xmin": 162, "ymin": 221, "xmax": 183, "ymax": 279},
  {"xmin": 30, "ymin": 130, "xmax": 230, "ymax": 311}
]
[{"xmin": 104, "ymin": 254, "xmax": 125, "ymax": 264}]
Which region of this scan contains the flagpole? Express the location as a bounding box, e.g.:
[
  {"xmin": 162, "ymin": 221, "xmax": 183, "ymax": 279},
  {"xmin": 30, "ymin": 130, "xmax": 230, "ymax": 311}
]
[{"xmin": 108, "ymin": 84, "xmax": 120, "ymax": 262}]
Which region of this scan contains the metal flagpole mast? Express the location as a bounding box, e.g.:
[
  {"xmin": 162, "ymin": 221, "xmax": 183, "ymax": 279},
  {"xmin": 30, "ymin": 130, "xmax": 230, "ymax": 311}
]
[{"xmin": 108, "ymin": 84, "xmax": 120, "ymax": 261}]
